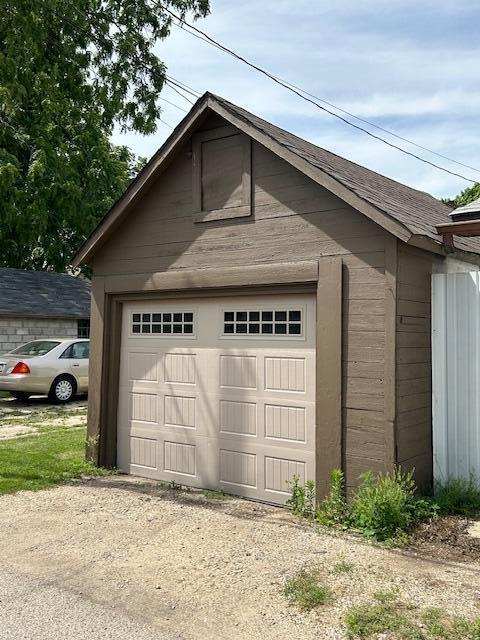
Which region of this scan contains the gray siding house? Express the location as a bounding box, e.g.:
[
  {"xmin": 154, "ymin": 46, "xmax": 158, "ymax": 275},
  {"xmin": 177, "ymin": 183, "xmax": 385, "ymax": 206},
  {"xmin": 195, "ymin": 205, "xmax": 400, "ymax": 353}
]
[{"xmin": 0, "ymin": 268, "xmax": 90, "ymax": 353}]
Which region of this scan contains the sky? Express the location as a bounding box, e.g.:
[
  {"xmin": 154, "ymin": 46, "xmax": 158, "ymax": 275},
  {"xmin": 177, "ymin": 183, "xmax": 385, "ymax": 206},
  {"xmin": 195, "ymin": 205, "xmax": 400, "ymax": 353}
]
[{"xmin": 111, "ymin": 0, "xmax": 480, "ymax": 200}]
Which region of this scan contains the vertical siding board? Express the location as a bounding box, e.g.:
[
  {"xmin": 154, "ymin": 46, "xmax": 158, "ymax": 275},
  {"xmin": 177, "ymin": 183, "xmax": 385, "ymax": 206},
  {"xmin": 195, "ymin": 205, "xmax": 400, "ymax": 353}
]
[
  {"xmin": 432, "ymin": 271, "xmax": 480, "ymax": 481},
  {"xmin": 432, "ymin": 274, "xmax": 448, "ymax": 481}
]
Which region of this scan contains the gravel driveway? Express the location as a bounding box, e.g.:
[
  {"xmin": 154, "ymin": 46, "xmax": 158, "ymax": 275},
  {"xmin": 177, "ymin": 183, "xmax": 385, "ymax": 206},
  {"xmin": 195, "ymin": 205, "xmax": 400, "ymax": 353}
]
[{"xmin": 0, "ymin": 476, "xmax": 479, "ymax": 639}]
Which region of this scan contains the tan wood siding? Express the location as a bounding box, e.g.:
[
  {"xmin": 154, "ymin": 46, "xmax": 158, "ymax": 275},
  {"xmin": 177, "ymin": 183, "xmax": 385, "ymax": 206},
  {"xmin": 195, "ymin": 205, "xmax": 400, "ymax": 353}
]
[
  {"xmin": 91, "ymin": 133, "xmax": 393, "ymax": 490},
  {"xmin": 395, "ymin": 244, "xmax": 433, "ymax": 489}
]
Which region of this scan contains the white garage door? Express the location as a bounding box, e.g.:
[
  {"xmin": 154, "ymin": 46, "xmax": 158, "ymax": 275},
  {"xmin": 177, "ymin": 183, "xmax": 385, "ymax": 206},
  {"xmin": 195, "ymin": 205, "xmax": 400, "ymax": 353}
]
[{"xmin": 117, "ymin": 293, "xmax": 316, "ymax": 505}]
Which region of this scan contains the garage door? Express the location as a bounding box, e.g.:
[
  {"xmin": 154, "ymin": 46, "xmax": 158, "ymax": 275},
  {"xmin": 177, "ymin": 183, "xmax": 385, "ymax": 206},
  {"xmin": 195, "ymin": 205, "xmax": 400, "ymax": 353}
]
[{"xmin": 117, "ymin": 293, "xmax": 316, "ymax": 505}]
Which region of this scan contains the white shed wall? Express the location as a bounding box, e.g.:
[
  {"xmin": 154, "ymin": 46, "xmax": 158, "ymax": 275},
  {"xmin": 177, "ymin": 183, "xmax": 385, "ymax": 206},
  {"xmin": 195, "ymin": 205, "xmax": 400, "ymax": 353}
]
[{"xmin": 432, "ymin": 271, "xmax": 480, "ymax": 482}]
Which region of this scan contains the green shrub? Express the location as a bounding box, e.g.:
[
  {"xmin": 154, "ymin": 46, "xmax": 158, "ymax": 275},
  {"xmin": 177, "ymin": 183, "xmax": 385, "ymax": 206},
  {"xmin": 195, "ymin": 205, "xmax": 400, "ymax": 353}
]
[
  {"xmin": 284, "ymin": 570, "xmax": 333, "ymax": 610},
  {"xmin": 286, "ymin": 475, "xmax": 316, "ymax": 518},
  {"xmin": 349, "ymin": 468, "xmax": 437, "ymax": 542},
  {"xmin": 287, "ymin": 467, "xmax": 437, "ymax": 543},
  {"xmin": 316, "ymin": 468, "xmax": 349, "ymax": 526},
  {"xmin": 435, "ymin": 476, "xmax": 480, "ymax": 517}
]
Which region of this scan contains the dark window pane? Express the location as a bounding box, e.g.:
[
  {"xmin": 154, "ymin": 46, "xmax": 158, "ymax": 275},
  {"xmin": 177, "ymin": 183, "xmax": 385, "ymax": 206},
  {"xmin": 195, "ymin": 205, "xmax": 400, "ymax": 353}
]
[
  {"xmin": 289, "ymin": 323, "xmax": 301, "ymax": 335},
  {"xmin": 132, "ymin": 324, "xmax": 141, "ymax": 334},
  {"xmin": 142, "ymin": 313, "xmax": 151, "ymax": 322},
  {"xmin": 142, "ymin": 324, "xmax": 151, "ymax": 334},
  {"xmin": 152, "ymin": 313, "xmax": 161, "ymax": 322},
  {"xmin": 236, "ymin": 324, "xmax": 247, "ymax": 334},
  {"xmin": 132, "ymin": 313, "xmax": 141, "ymax": 322},
  {"xmin": 289, "ymin": 310, "xmax": 301, "ymax": 321},
  {"xmin": 184, "ymin": 324, "xmax": 193, "ymax": 334},
  {"xmin": 275, "ymin": 311, "xmax": 287, "ymax": 321},
  {"xmin": 173, "ymin": 313, "xmax": 182, "ymax": 322},
  {"xmin": 249, "ymin": 311, "xmax": 260, "ymax": 321},
  {"xmin": 163, "ymin": 313, "xmax": 171, "ymax": 322},
  {"xmin": 275, "ymin": 323, "xmax": 287, "ymax": 334},
  {"xmin": 173, "ymin": 324, "xmax": 182, "ymax": 333},
  {"xmin": 262, "ymin": 323, "xmax": 273, "ymax": 334},
  {"xmin": 224, "ymin": 324, "xmax": 234, "ymax": 334},
  {"xmin": 224, "ymin": 312, "xmax": 234, "ymax": 322},
  {"xmin": 236, "ymin": 311, "xmax": 247, "ymax": 321},
  {"xmin": 152, "ymin": 324, "xmax": 162, "ymax": 333},
  {"xmin": 163, "ymin": 324, "xmax": 172, "ymax": 334},
  {"xmin": 184, "ymin": 312, "xmax": 193, "ymax": 322},
  {"xmin": 250, "ymin": 323, "xmax": 260, "ymax": 334},
  {"xmin": 262, "ymin": 311, "xmax": 273, "ymax": 321}
]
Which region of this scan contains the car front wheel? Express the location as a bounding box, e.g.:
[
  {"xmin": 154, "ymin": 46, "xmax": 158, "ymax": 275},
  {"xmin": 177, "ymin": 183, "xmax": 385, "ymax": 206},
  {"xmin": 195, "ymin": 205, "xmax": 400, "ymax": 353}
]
[{"xmin": 49, "ymin": 376, "xmax": 76, "ymax": 404}]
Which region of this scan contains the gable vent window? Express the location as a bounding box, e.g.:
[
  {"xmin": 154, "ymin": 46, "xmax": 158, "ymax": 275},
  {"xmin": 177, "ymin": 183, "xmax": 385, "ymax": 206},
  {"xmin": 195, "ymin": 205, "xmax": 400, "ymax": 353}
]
[
  {"xmin": 131, "ymin": 312, "xmax": 194, "ymax": 336},
  {"xmin": 223, "ymin": 310, "xmax": 302, "ymax": 336},
  {"xmin": 192, "ymin": 126, "xmax": 252, "ymax": 223}
]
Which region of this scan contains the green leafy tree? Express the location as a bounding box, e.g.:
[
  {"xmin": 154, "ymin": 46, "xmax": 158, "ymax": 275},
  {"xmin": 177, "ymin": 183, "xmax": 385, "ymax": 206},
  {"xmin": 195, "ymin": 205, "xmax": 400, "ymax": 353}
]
[
  {"xmin": 452, "ymin": 183, "xmax": 480, "ymax": 207},
  {"xmin": 0, "ymin": 0, "xmax": 209, "ymax": 271}
]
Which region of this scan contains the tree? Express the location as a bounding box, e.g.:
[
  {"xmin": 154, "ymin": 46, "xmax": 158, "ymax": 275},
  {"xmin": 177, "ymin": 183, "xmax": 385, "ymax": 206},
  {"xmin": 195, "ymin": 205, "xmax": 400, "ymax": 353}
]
[
  {"xmin": 451, "ymin": 183, "xmax": 480, "ymax": 208},
  {"xmin": 0, "ymin": 0, "xmax": 209, "ymax": 272}
]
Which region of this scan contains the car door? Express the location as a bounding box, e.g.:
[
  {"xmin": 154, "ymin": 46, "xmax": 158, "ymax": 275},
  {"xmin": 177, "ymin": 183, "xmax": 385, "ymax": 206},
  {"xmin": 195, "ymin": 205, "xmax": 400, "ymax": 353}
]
[{"xmin": 65, "ymin": 342, "xmax": 89, "ymax": 391}]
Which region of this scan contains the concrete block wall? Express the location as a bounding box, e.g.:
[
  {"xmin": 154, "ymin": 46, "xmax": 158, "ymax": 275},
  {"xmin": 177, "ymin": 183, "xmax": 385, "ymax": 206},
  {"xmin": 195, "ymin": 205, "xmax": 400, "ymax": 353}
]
[{"xmin": 0, "ymin": 317, "xmax": 78, "ymax": 354}]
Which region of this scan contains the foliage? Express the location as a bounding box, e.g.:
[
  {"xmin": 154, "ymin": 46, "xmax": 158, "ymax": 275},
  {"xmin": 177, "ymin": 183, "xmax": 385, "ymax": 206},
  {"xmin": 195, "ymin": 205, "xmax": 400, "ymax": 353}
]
[
  {"xmin": 287, "ymin": 467, "xmax": 438, "ymax": 543},
  {"xmin": 316, "ymin": 468, "xmax": 349, "ymax": 526},
  {"xmin": 283, "ymin": 570, "xmax": 333, "ymax": 610},
  {"xmin": 344, "ymin": 592, "xmax": 480, "ymax": 639},
  {"xmin": 0, "ymin": 0, "xmax": 209, "ymax": 271},
  {"xmin": 434, "ymin": 476, "xmax": 480, "ymax": 517},
  {"xmin": 0, "ymin": 426, "xmax": 111, "ymax": 494},
  {"xmin": 451, "ymin": 183, "xmax": 480, "ymax": 207},
  {"xmin": 286, "ymin": 474, "xmax": 315, "ymax": 518},
  {"xmin": 349, "ymin": 468, "xmax": 437, "ymax": 542}
]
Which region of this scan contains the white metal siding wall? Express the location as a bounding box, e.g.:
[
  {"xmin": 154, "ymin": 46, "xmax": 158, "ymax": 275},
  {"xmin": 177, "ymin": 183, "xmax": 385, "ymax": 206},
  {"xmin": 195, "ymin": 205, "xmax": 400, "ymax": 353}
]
[{"xmin": 432, "ymin": 271, "xmax": 480, "ymax": 482}]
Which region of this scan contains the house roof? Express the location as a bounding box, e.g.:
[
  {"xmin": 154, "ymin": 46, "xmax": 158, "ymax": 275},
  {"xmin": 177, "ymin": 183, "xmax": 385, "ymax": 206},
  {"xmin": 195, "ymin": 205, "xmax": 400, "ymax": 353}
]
[
  {"xmin": 0, "ymin": 268, "xmax": 90, "ymax": 318},
  {"xmin": 450, "ymin": 197, "xmax": 480, "ymax": 218},
  {"xmin": 71, "ymin": 92, "xmax": 480, "ymax": 267}
]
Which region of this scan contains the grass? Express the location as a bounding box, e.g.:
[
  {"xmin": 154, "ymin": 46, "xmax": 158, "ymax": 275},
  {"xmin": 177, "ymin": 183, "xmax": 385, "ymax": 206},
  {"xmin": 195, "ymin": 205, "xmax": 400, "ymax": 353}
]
[
  {"xmin": 435, "ymin": 477, "xmax": 480, "ymax": 517},
  {"xmin": 344, "ymin": 591, "xmax": 480, "ymax": 639},
  {"xmin": 283, "ymin": 570, "xmax": 333, "ymax": 610},
  {"xmin": 202, "ymin": 488, "xmax": 233, "ymax": 500},
  {"xmin": 0, "ymin": 427, "xmax": 111, "ymax": 494},
  {"xmin": 332, "ymin": 560, "xmax": 354, "ymax": 575}
]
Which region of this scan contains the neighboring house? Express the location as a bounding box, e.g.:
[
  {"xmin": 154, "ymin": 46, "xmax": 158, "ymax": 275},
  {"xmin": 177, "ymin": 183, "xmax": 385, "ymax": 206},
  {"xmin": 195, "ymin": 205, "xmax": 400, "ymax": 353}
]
[
  {"xmin": 72, "ymin": 92, "xmax": 480, "ymax": 505},
  {"xmin": 0, "ymin": 268, "xmax": 91, "ymax": 353}
]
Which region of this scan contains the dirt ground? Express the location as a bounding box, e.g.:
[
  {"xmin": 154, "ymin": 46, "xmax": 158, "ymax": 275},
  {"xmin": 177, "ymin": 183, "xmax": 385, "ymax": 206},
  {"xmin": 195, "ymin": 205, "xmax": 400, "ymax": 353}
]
[
  {"xmin": 0, "ymin": 396, "xmax": 87, "ymax": 438},
  {"xmin": 0, "ymin": 477, "xmax": 480, "ymax": 640}
]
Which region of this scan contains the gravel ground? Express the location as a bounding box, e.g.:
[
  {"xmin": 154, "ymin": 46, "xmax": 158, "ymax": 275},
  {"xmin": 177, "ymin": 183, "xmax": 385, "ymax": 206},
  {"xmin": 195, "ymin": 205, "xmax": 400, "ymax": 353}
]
[
  {"xmin": 0, "ymin": 476, "xmax": 479, "ymax": 639},
  {"xmin": 0, "ymin": 568, "xmax": 167, "ymax": 640}
]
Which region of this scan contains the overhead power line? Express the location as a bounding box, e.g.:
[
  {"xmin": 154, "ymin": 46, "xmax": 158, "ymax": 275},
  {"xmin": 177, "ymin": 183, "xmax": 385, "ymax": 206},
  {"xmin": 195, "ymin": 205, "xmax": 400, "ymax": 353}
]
[{"xmin": 157, "ymin": 3, "xmax": 479, "ymax": 184}]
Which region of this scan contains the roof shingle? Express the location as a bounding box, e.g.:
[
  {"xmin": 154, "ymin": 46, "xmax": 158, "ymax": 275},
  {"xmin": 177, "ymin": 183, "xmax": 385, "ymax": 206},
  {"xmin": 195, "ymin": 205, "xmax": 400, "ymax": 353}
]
[{"xmin": 0, "ymin": 268, "xmax": 90, "ymax": 318}]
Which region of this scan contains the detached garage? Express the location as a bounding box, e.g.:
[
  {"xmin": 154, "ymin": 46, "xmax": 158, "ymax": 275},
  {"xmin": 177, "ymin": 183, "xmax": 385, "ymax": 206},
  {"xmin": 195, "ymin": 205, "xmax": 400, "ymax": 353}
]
[{"xmin": 72, "ymin": 92, "xmax": 480, "ymax": 505}]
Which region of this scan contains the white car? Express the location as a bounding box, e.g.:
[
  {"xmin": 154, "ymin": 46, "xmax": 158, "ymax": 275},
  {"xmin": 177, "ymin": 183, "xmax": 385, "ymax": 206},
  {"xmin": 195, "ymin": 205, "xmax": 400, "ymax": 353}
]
[{"xmin": 0, "ymin": 338, "xmax": 89, "ymax": 403}]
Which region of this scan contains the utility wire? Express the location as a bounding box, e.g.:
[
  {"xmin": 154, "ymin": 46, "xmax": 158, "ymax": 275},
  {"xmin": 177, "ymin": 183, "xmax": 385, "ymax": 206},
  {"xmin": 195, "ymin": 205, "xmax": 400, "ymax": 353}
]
[
  {"xmin": 158, "ymin": 3, "xmax": 478, "ymax": 183},
  {"xmin": 159, "ymin": 96, "xmax": 188, "ymax": 113}
]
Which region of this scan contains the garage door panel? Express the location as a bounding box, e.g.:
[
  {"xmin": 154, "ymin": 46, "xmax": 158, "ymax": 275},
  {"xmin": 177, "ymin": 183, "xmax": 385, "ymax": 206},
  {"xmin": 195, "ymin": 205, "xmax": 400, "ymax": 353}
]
[{"xmin": 117, "ymin": 293, "xmax": 316, "ymax": 506}]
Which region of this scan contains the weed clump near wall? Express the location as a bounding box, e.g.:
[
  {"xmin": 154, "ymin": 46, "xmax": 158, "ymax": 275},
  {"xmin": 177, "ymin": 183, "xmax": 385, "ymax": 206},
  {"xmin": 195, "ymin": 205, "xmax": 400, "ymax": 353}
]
[{"xmin": 287, "ymin": 468, "xmax": 480, "ymax": 543}]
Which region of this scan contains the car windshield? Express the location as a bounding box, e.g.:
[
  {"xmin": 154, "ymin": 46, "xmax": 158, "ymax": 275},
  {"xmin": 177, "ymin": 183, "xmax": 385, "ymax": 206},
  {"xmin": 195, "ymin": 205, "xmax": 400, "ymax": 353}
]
[{"xmin": 10, "ymin": 341, "xmax": 61, "ymax": 356}]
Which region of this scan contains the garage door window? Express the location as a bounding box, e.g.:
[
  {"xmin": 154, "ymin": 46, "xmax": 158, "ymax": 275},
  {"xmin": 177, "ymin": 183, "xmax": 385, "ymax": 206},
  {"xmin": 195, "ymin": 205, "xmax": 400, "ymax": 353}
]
[
  {"xmin": 223, "ymin": 310, "xmax": 302, "ymax": 336},
  {"xmin": 131, "ymin": 312, "xmax": 194, "ymax": 336}
]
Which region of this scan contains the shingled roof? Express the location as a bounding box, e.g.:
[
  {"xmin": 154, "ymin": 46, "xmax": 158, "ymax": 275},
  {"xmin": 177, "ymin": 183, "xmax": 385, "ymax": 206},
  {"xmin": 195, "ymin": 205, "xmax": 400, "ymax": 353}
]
[
  {"xmin": 0, "ymin": 268, "xmax": 90, "ymax": 318},
  {"xmin": 213, "ymin": 94, "xmax": 480, "ymax": 254},
  {"xmin": 72, "ymin": 92, "xmax": 480, "ymax": 266}
]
